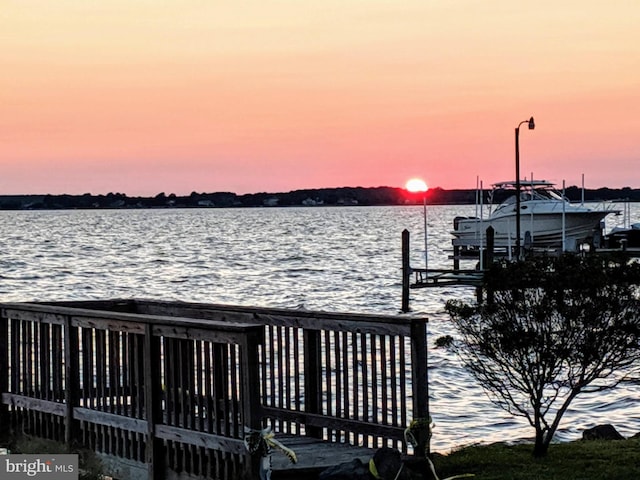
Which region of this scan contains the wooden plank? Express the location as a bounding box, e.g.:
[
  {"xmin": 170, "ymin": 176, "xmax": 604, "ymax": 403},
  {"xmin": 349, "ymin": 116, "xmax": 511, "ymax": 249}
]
[
  {"xmin": 94, "ymin": 453, "xmax": 147, "ymax": 480},
  {"xmin": 241, "ymin": 329, "xmax": 263, "ymax": 432},
  {"xmin": 39, "ymin": 323, "xmax": 49, "ymax": 401},
  {"xmin": 410, "ymin": 319, "xmax": 430, "ymax": 455},
  {"xmin": 24, "ymin": 321, "xmax": 33, "ymax": 398},
  {"xmin": 293, "ymin": 328, "xmax": 301, "ymax": 415},
  {"xmin": 40, "ymin": 299, "xmax": 137, "ymax": 313},
  {"xmin": 269, "ymin": 435, "xmax": 375, "ymax": 473},
  {"xmin": 2, "ymin": 393, "xmax": 66, "ymax": 416},
  {"xmin": 3, "ymin": 300, "xmax": 429, "ymax": 335},
  {"xmin": 195, "ymin": 340, "xmax": 204, "ymax": 433},
  {"xmin": 277, "ymin": 327, "xmax": 284, "ymax": 411},
  {"xmin": 390, "ymin": 336, "xmax": 398, "ymax": 428},
  {"xmin": 360, "ymin": 332, "xmax": 369, "ymax": 433},
  {"xmin": 228, "ymin": 344, "xmax": 239, "ymax": 438},
  {"xmin": 334, "ymin": 331, "xmax": 342, "ymax": 419},
  {"xmin": 152, "ymin": 324, "xmax": 259, "ymax": 344},
  {"xmin": 267, "ymin": 326, "xmax": 276, "ymax": 411},
  {"xmin": 0, "ymin": 307, "xmax": 67, "ymax": 326},
  {"xmin": 53, "ymin": 325, "xmax": 64, "ymax": 402},
  {"xmin": 341, "ymin": 332, "xmax": 349, "ymax": 421},
  {"xmin": 96, "ymin": 329, "xmax": 106, "ymax": 411},
  {"xmin": 2, "ymin": 302, "xmax": 270, "ymax": 335},
  {"xmin": 74, "ymin": 407, "xmax": 148, "ymax": 434},
  {"xmin": 133, "ymin": 300, "xmax": 425, "ymax": 336},
  {"xmin": 212, "ymin": 343, "xmax": 223, "ymax": 436},
  {"xmin": 73, "ymin": 316, "xmax": 146, "ymax": 334},
  {"xmin": 371, "ymin": 334, "xmax": 379, "ymax": 433},
  {"xmin": 351, "ymin": 332, "xmax": 359, "ymax": 422},
  {"xmin": 323, "ymin": 330, "xmax": 332, "ymax": 418},
  {"xmin": 81, "ymin": 328, "xmax": 94, "ymax": 410},
  {"xmin": 144, "ymin": 323, "xmax": 165, "ymax": 480},
  {"xmin": 10, "ymin": 320, "xmax": 19, "ymax": 394},
  {"xmin": 260, "ymin": 407, "xmax": 405, "ymax": 440},
  {"xmin": 399, "ymin": 338, "xmax": 408, "ymax": 431},
  {"xmin": 64, "ymin": 316, "xmax": 80, "ymax": 445},
  {"xmin": 155, "ymin": 424, "xmax": 246, "ymax": 455},
  {"xmin": 0, "ymin": 315, "xmax": 8, "ymax": 425}
]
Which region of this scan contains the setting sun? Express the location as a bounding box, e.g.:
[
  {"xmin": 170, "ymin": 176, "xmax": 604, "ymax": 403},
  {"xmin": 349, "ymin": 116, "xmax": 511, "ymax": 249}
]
[{"xmin": 405, "ymin": 178, "xmax": 428, "ymax": 193}]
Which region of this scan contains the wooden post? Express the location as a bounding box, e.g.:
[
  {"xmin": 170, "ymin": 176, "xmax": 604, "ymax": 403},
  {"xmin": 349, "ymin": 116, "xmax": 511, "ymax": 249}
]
[
  {"xmin": 453, "ymin": 245, "xmax": 460, "ymax": 270},
  {"xmin": 486, "ymin": 226, "xmax": 495, "ymax": 266},
  {"xmin": 402, "ymin": 229, "xmax": 411, "ymax": 313},
  {"xmin": 241, "ymin": 327, "xmax": 264, "ymax": 429},
  {"xmin": 0, "ymin": 313, "xmax": 8, "ymax": 428},
  {"xmin": 410, "ymin": 319, "xmax": 429, "ymax": 456},
  {"xmin": 242, "ymin": 327, "xmax": 264, "ymax": 479},
  {"xmin": 144, "ymin": 324, "xmax": 165, "ymax": 480},
  {"xmin": 485, "ymin": 226, "xmax": 495, "ymax": 305},
  {"xmin": 303, "ymin": 329, "xmax": 323, "ymax": 438},
  {"xmin": 64, "ymin": 316, "xmax": 80, "ymax": 446}
]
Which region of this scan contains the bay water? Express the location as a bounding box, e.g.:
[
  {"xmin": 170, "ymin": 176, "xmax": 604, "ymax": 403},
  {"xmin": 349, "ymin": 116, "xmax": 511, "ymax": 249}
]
[{"xmin": 0, "ymin": 204, "xmax": 638, "ymax": 453}]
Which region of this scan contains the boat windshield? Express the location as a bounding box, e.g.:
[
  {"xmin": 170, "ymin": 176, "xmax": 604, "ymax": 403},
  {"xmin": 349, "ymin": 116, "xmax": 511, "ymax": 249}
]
[{"xmin": 494, "ymin": 187, "xmax": 568, "ymax": 212}]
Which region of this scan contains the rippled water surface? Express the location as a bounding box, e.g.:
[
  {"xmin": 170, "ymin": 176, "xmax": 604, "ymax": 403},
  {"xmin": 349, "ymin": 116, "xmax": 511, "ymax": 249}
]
[{"xmin": 0, "ymin": 204, "xmax": 638, "ymax": 452}]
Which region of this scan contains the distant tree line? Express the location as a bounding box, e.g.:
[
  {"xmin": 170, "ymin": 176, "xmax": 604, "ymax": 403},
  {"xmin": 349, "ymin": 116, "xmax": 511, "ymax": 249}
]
[{"xmin": 0, "ymin": 185, "xmax": 638, "ymax": 210}]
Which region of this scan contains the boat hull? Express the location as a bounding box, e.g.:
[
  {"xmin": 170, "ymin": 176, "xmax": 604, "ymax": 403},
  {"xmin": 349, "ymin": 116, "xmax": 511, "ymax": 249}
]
[{"xmin": 452, "ymin": 211, "xmax": 609, "ymax": 251}]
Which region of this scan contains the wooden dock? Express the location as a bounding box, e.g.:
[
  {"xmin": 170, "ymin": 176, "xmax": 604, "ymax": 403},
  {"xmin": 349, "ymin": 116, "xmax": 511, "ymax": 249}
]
[
  {"xmin": 410, "ymin": 268, "xmax": 484, "ymax": 288},
  {"xmin": 401, "ymin": 228, "xmax": 640, "ymax": 312},
  {"xmin": 0, "ymin": 299, "xmax": 429, "ymax": 480},
  {"xmin": 269, "ymin": 435, "xmax": 374, "ymax": 478}
]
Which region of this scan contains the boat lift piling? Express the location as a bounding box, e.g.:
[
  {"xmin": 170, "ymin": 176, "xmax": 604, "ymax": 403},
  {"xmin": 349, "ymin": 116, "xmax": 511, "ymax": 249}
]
[
  {"xmin": 401, "ymin": 229, "xmax": 491, "ymax": 312},
  {"xmin": 403, "ymin": 218, "xmax": 640, "ymax": 312}
]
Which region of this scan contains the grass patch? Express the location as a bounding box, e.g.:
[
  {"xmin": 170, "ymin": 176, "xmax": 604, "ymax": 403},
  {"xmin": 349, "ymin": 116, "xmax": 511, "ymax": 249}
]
[{"xmin": 432, "ymin": 438, "xmax": 640, "ymax": 480}]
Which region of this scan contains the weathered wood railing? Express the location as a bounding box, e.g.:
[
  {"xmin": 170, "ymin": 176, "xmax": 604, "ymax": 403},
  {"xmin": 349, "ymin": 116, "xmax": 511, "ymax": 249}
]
[
  {"xmin": 0, "ymin": 299, "xmax": 429, "ymax": 479},
  {"xmin": 133, "ymin": 300, "xmax": 429, "ymax": 454},
  {"xmin": 0, "ymin": 301, "xmax": 263, "ymax": 480}
]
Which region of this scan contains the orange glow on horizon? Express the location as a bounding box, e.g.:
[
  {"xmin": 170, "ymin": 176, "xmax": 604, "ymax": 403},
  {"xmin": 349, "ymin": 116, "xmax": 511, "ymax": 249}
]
[{"xmin": 1, "ymin": 1, "xmax": 639, "ymax": 195}]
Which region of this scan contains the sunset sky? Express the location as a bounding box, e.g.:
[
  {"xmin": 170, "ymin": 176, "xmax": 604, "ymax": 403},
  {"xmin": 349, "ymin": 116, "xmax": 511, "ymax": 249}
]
[{"xmin": 2, "ymin": 1, "xmax": 639, "ymax": 195}]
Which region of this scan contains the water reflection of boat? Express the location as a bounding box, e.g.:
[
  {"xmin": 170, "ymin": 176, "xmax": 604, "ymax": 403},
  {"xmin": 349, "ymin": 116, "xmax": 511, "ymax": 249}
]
[{"xmin": 451, "ymin": 180, "xmax": 620, "ymax": 253}]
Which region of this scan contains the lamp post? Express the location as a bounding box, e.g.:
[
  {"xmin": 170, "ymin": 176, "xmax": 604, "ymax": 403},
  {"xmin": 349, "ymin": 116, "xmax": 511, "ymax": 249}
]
[
  {"xmin": 405, "ymin": 178, "xmax": 429, "ymax": 271},
  {"xmin": 515, "ymin": 116, "xmax": 535, "ymax": 258}
]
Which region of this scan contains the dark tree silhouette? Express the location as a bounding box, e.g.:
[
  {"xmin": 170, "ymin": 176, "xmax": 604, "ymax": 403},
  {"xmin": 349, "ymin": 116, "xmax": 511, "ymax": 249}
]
[{"xmin": 445, "ymin": 254, "xmax": 640, "ymax": 457}]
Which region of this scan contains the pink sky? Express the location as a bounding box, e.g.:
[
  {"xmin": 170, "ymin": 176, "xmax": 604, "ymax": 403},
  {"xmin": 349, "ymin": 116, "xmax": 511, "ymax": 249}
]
[{"xmin": 2, "ymin": 1, "xmax": 639, "ymax": 195}]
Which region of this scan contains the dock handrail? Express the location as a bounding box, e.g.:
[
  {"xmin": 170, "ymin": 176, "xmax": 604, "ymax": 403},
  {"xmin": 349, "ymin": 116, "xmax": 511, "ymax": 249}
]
[
  {"xmin": 0, "ymin": 301, "xmax": 263, "ymax": 480},
  {"xmin": 132, "ymin": 300, "xmax": 429, "ymax": 454}
]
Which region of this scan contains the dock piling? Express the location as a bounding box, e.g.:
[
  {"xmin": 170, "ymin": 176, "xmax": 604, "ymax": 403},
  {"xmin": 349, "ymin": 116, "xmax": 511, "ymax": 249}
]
[{"xmin": 402, "ymin": 229, "xmax": 411, "ymax": 313}]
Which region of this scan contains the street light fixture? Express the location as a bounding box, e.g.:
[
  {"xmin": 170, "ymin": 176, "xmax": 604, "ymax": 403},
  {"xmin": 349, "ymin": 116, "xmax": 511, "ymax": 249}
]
[{"xmin": 515, "ymin": 116, "xmax": 535, "ymax": 258}]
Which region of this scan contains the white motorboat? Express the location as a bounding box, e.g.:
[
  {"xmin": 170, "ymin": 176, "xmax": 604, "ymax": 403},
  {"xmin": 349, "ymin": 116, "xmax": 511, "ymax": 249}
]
[{"xmin": 451, "ymin": 180, "xmax": 620, "ymax": 253}]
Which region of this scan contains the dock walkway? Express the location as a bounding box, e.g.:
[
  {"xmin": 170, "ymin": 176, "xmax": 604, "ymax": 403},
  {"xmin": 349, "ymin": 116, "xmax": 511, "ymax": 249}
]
[{"xmin": 269, "ymin": 435, "xmax": 374, "ymax": 478}]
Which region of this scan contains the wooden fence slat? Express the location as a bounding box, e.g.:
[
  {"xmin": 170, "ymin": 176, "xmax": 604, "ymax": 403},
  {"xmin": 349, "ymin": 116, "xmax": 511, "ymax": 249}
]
[
  {"xmin": 303, "ymin": 329, "xmax": 322, "ymax": 438},
  {"xmin": 39, "ymin": 323, "xmax": 49, "ymax": 401},
  {"xmin": 64, "ymin": 316, "xmax": 80, "ymax": 445},
  {"xmin": 0, "ymin": 315, "xmax": 8, "ymax": 426}
]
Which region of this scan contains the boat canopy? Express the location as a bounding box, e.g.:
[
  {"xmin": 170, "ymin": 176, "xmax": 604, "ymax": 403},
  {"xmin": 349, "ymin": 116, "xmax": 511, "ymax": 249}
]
[{"xmin": 492, "ymin": 180, "xmax": 556, "ymax": 189}]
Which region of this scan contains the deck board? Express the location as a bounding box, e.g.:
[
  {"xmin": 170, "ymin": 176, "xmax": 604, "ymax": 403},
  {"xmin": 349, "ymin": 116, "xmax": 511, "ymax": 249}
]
[{"xmin": 269, "ymin": 435, "xmax": 375, "ymax": 477}]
